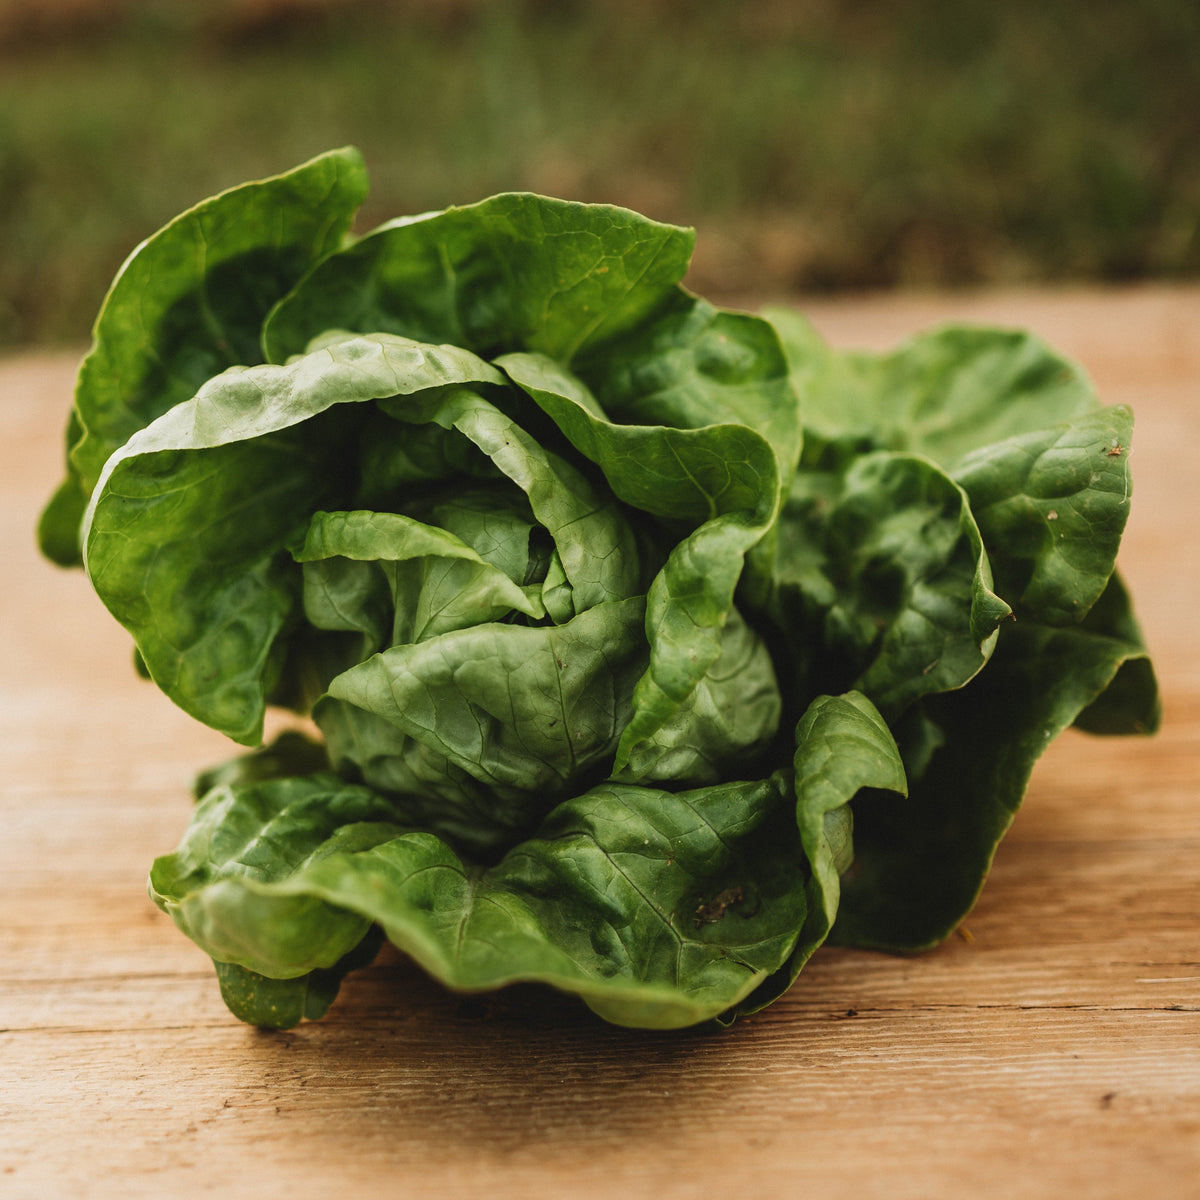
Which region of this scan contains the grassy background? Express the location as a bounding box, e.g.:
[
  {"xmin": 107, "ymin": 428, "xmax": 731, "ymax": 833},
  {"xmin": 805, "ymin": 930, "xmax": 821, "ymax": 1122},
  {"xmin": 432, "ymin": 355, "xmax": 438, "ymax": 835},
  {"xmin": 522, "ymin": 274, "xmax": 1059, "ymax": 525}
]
[{"xmin": 2, "ymin": 0, "xmax": 1198, "ymax": 347}]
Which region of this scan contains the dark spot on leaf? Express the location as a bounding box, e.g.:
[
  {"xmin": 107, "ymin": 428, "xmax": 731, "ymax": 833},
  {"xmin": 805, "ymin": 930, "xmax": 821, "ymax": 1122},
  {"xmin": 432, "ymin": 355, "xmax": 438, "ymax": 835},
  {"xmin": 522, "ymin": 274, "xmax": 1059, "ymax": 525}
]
[{"xmin": 694, "ymin": 885, "xmax": 745, "ymax": 928}]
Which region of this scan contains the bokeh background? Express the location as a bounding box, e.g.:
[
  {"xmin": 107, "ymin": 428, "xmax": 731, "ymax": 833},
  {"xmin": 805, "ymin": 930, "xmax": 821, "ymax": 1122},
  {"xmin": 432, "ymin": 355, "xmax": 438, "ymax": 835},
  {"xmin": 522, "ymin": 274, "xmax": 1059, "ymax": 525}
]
[{"xmin": 2, "ymin": 0, "xmax": 1197, "ymax": 349}]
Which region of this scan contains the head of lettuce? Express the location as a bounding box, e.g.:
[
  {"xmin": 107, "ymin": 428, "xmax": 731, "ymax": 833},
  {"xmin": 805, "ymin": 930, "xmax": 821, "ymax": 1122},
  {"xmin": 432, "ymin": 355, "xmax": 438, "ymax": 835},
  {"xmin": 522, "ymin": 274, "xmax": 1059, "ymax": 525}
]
[{"xmin": 38, "ymin": 147, "xmax": 1158, "ymax": 1030}]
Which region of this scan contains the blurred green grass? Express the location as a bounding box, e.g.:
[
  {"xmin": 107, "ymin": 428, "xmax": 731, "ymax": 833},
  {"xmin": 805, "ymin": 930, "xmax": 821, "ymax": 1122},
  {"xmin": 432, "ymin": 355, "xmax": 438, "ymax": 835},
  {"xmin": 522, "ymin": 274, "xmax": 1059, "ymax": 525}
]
[{"xmin": 2, "ymin": 0, "xmax": 1197, "ymax": 347}]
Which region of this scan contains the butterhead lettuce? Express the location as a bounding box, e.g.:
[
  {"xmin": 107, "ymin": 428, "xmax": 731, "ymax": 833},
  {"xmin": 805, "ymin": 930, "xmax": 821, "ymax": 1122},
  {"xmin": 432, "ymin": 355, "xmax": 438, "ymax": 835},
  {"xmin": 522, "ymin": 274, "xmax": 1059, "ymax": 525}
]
[{"xmin": 39, "ymin": 147, "xmax": 1158, "ymax": 1030}]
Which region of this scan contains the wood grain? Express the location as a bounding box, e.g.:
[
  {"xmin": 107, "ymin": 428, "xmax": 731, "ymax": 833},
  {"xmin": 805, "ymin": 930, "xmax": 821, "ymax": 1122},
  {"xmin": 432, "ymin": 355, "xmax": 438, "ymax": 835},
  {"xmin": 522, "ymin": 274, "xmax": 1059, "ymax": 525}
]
[{"xmin": 2, "ymin": 286, "xmax": 1197, "ymax": 1200}]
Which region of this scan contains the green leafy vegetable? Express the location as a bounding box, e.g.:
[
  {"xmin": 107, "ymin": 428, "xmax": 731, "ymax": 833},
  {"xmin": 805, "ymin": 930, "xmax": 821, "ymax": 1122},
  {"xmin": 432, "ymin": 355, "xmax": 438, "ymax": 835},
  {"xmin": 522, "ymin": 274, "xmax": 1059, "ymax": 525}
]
[{"xmin": 42, "ymin": 148, "xmax": 1158, "ymax": 1031}]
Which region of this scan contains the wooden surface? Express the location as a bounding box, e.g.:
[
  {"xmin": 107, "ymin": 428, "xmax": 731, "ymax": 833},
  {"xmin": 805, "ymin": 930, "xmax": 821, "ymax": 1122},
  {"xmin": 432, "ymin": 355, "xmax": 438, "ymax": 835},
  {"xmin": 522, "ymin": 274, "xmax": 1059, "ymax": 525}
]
[{"xmin": 2, "ymin": 287, "xmax": 1197, "ymax": 1199}]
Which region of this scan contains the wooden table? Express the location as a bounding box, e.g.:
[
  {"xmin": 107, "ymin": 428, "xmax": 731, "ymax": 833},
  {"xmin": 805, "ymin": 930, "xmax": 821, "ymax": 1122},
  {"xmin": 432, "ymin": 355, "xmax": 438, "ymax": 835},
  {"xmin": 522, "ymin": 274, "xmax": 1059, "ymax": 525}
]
[{"xmin": 3, "ymin": 287, "xmax": 1197, "ymax": 1198}]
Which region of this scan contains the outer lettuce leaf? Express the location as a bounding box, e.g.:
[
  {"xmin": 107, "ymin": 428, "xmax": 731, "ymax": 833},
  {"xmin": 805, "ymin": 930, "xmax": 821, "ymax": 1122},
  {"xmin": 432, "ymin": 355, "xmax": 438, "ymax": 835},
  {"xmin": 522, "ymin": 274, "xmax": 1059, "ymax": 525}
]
[
  {"xmin": 262, "ymin": 192, "xmax": 695, "ymax": 364},
  {"xmin": 151, "ymin": 771, "xmax": 811, "ymax": 1030},
  {"xmin": 1070, "ymin": 570, "xmax": 1161, "ymax": 735},
  {"xmin": 953, "ymin": 405, "xmax": 1136, "ymax": 624},
  {"xmin": 37, "ymin": 426, "xmax": 91, "ymax": 567},
  {"xmin": 833, "ymin": 609, "xmax": 1157, "ymax": 951},
  {"xmin": 732, "ymin": 692, "xmax": 907, "ymax": 1018},
  {"xmin": 214, "ymin": 929, "xmax": 384, "ymax": 1028},
  {"xmin": 150, "ymin": 776, "xmax": 398, "ymax": 971},
  {"xmin": 769, "ymin": 310, "xmax": 1136, "ymax": 626},
  {"xmin": 41, "ymin": 147, "xmax": 368, "ymax": 566},
  {"xmin": 81, "ymin": 334, "xmax": 506, "ymax": 743},
  {"xmin": 153, "ymin": 691, "xmax": 907, "ymax": 1029},
  {"xmin": 767, "ymin": 310, "xmax": 1100, "ymax": 467},
  {"xmin": 762, "ymin": 307, "xmax": 1159, "ymax": 957}
]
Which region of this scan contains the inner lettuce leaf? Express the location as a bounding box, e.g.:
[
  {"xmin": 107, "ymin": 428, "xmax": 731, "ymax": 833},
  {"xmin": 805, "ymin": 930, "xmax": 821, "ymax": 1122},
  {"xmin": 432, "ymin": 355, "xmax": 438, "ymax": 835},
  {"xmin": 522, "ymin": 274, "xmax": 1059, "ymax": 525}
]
[
  {"xmin": 768, "ymin": 449, "xmax": 1012, "ymax": 719},
  {"xmin": 41, "ymin": 148, "xmax": 1158, "ymax": 1031}
]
